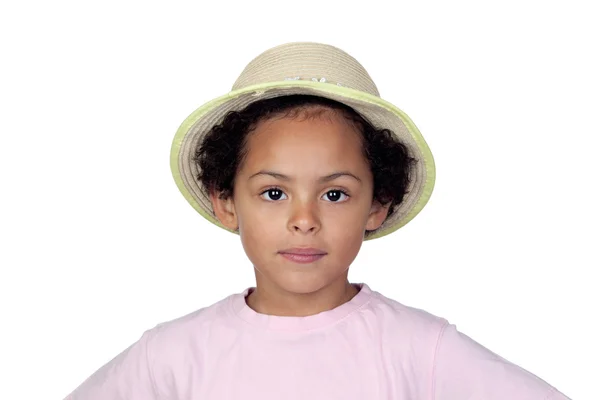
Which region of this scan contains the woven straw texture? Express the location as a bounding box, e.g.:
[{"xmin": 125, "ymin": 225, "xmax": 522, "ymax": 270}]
[{"xmin": 170, "ymin": 42, "xmax": 435, "ymax": 240}]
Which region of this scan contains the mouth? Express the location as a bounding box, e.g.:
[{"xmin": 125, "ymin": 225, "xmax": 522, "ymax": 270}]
[{"xmin": 278, "ymin": 248, "xmax": 327, "ymax": 264}]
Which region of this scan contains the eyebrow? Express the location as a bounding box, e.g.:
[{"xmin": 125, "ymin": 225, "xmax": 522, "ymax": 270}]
[{"xmin": 248, "ymin": 170, "xmax": 362, "ymax": 183}]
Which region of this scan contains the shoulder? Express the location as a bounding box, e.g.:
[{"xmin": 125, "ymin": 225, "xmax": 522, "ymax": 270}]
[
  {"xmin": 363, "ymin": 285, "xmax": 449, "ymax": 332},
  {"xmin": 145, "ymin": 292, "xmax": 239, "ymax": 358},
  {"xmin": 359, "ymin": 285, "xmax": 449, "ymax": 355}
]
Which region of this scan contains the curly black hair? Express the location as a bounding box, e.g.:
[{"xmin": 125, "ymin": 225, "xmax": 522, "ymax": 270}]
[{"xmin": 193, "ymin": 94, "xmax": 417, "ymax": 222}]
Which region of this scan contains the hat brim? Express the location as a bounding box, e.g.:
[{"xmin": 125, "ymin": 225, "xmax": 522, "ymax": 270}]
[{"xmin": 170, "ymin": 80, "xmax": 435, "ymax": 240}]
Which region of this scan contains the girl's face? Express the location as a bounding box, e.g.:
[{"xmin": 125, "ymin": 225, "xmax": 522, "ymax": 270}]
[{"xmin": 212, "ymin": 107, "xmax": 389, "ymax": 297}]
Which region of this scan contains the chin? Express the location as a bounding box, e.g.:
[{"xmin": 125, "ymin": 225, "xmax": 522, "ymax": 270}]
[{"xmin": 270, "ymin": 273, "xmax": 342, "ymax": 295}]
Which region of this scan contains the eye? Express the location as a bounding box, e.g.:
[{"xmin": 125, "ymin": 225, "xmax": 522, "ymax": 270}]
[
  {"xmin": 260, "ymin": 188, "xmax": 288, "ymax": 201},
  {"xmin": 322, "ymin": 190, "xmax": 349, "ymax": 202}
]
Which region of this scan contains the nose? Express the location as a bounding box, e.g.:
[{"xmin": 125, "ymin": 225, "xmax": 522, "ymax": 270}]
[{"xmin": 288, "ymin": 199, "xmax": 321, "ymax": 234}]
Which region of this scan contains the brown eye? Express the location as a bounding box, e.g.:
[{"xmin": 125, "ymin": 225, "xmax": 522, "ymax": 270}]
[
  {"xmin": 322, "ymin": 190, "xmax": 349, "ymax": 202},
  {"xmin": 260, "ymin": 188, "xmax": 287, "ymax": 201}
]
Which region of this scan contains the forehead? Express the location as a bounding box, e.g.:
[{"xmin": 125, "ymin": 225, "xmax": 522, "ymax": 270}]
[{"xmin": 240, "ymin": 109, "xmax": 368, "ymax": 174}]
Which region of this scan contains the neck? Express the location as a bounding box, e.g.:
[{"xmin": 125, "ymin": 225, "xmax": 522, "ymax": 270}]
[{"xmin": 245, "ymin": 278, "xmax": 359, "ymax": 317}]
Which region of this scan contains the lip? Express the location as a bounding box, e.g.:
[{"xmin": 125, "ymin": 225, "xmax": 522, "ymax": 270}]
[
  {"xmin": 279, "ymin": 248, "xmax": 327, "ymax": 255},
  {"xmin": 278, "ymin": 248, "xmax": 327, "ymax": 264}
]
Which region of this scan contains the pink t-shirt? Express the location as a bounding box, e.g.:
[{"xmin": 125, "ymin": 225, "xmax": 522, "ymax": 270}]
[{"xmin": 65, "ymin": 283, "xmax": 569, "ymax": 399}]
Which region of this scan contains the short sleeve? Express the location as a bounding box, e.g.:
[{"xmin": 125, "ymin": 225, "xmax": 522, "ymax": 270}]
[
  {"xmin": 63, "ymin": 329, "xmax": 158, "ymax": 400},
  {"xmin": 432, "ymin": 323, "xmax": 570, "ymax": 400}
]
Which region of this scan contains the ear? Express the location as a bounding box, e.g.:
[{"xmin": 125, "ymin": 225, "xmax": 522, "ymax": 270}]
[
  {"xmin": 209, "ymin": 190, "xmax": 239, "ymax": 231},
  {"xmin": 365, "ymin": 200, "xmax": 391, "ymax": 231}
]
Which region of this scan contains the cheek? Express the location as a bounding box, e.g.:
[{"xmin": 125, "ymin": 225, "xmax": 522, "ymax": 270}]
[
  {"xmin": 238, "ymin": 225, "xmax": 270, "ymax": 269},
  {"xmin": 330, "ymin": 218, "xmax": 365, "ymax": 254},
  {"xmin": 320, "ymin": 207, "xmax": 368, "ymax": 252},
  {"xmin": 236, "ymin": 203, "xmax": 281, "ymax": 261},
  {"xmin": 237, "ymin": 201, "xmax": 281, "ymax": 237},
  {"xmin": 236, "ymin": 195, "xmax": 371, "ymax": 239},
  {"xmin": 328, "ymin": 201, "xmax": 372, "ymax": 243},
  {"xmin": 323, "ymin": 201, "xmax": 371, "ymax": 231}
]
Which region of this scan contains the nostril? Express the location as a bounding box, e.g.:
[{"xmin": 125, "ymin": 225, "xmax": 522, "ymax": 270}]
[{"xmin": 294, "ymin": 225, "xmax": 315, "ymax": 232}]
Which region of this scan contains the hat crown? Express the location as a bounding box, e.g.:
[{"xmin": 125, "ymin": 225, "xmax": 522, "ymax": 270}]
[{"xmin": 232, "ymin": 42, "xmax": 380, "ymax": 97}]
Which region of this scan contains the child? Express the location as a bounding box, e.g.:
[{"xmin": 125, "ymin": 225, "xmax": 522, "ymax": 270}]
[{"xmin": 65, "ymin": 42, "xmax": 570, "ymax": 399}]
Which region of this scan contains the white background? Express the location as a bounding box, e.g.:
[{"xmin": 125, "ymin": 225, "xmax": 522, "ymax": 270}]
[{"xmin": 0, "ymin": 1, "xmax": 598, "ymax": 399}]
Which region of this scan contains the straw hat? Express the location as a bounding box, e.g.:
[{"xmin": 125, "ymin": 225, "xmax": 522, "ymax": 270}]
[{"xmin": 170, "ymin": 42, "xmax": 435, "ymax": 240}]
